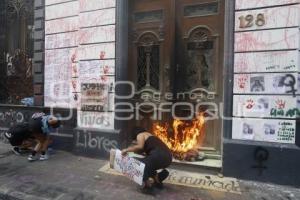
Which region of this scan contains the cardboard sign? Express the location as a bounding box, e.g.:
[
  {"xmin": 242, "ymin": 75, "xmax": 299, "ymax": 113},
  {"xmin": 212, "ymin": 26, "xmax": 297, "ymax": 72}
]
[{"xmin": 110, "ymin": 149, "xmax": 145, "ymax": 186}]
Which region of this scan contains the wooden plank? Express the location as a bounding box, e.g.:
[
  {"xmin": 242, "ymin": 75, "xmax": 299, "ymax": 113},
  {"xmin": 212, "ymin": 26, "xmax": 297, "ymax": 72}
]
[
  {"xmin": 234, "ymin": 51, "xmax": 299, "ymax": 73},
  {"xmin": 232, "ymin": 118, "xmax": 296, "ymax": 144},
  {"xmin": 78, "ymin": 42, "xmax": 115, "ymax": 60},
  {"xmin": 79, "ymin": 60, "xmax": 115, "ymax": 76},
  {"xmin": 79, "ymin": 25, "xmax": 115, "ymax": 45},
  {"xmin": 233, "ymin": 95, "xmax": 298, "ymax": 118},
  {"xmin": 234, "ymin": 28, "xmax": 299, "ymax": 52},
  {"xmin": 234, "ymin": 73, "xmax": 298, "ymax": 95},
  {"xmin": 77, "ymin": 111, "xmax": 114, "ymax": 129},
  {"xmin": 79, "ymin": 0, "xmax": 116, "ymax": 12},
  {"xmin": 45, "ymin": 16, "xmax": 78, "ymax": 34},
  {"xmin": 45, "ymin": 1, "xmax": 78, "ymax": 20},
  {"xmin": 235, "ymin": 0, "xmax": 300, "ymax": 10},
  {"xmin": 45, "ymin": 32, "xmax": 78, "ymax": 49},
  {"xmin": 235, "ymin": 5, "xmax": 300, "ymax": 31},
  {"xmin": 79, "ymin": 8, "xmax": 115, "ymax": 27}
]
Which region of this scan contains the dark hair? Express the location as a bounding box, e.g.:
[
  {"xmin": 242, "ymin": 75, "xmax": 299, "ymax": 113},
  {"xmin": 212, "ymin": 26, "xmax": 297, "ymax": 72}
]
[
  {"xmin": 131, "ymin": 127, "xmax": 146, "ymax": 140},
  {"xmin": 50, "ymin": 119, "xmax": 61, "ymax": 129}
]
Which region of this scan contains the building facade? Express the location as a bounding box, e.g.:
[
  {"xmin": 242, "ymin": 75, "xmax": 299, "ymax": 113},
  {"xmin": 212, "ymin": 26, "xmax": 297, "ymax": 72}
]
[{"xmin": 0, "ymin": 0, "xmax": 299, "ymax": 186}]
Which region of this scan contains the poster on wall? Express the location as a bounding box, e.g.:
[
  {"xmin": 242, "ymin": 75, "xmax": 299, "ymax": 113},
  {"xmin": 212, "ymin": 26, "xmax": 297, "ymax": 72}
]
[
  {"xmin": 234, "ymin": 51, "xmax": 299, "ymax": 73},
  {"xmin": 233, "ymin": 95, "xmax": 299, "ymax": 119},
  {"xmin": 81, "ymin": 83, "xmax": 109, "ymax": 112},
  {"xmin": 232, "ymin": 118, "xmax": 296, "ymax": 144},
  {"xmin": 234, "ymin": 73, "xmax": 298, "ymax": 95}
]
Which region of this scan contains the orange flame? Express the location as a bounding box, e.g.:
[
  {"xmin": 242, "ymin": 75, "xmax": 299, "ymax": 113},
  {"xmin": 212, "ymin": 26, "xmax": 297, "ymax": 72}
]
[{"xmin": 152, "ymin": 113, "xmax": 206, "ymax": 159}]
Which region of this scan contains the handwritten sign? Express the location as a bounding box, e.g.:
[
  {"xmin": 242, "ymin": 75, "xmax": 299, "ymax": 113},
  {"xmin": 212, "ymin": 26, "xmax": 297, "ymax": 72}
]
[
  {"xmin": 234, "ymin": 73, "xmax": 298, "ymax": 95},
  {"xmin": 110, "ymin": 149, "xmax": 145, "ymax": 186},
  {"xmin": 235, "ymin": 28, "xmax": 299, "ymax": 52},
  {"xmin": 233, "ymin": 95, "xmax": 298, "ymax": 119},
  {"xmin": 234, "ymin": 51, "xmax": 299, "ymax": 73},
  {"xmin": 232, "ymin": 118, "xmax": 296, "ymax": 144},
  {"xmin": 235, "ymin": 5, "xmax": 300, "ymax": 31},
  {"xmin": 81, "ymin": 83, "xmax": 109, "ymax": 112}
]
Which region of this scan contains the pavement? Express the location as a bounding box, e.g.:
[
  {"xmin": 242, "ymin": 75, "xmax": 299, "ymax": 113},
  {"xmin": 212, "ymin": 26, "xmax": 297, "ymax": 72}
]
[{"xmin": 0, "ymin": 143, "xmax": 300, "ymax": 200}]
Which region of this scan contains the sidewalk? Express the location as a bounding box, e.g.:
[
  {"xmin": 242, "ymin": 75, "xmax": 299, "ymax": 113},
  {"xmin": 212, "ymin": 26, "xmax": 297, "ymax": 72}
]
[{"xmin": 0, "ymin": 144, "xmax": 299, "ymax": 200}]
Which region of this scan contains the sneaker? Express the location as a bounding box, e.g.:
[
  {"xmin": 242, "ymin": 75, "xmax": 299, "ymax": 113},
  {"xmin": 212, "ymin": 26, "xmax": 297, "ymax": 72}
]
[
  {"xmin": 28, "ymin": 154, "xmax": 39, "ymax": 162},
  {"xmin": 39, "ymin": 154, "xmax": 49, "ymax": 161},
  {"xmin": 12, "ymin": 147, "xmax": 21, "ymax": 156}
]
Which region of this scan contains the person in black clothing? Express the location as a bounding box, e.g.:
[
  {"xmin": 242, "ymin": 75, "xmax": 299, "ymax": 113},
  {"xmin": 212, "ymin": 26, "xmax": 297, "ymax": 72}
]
[
  {"xmin": 4, "ymin": 123, "xmax": 35, "ymax": 155},
  {"xmin": 122, "ymin": 127, "xmax": 172, "ymax": 189}
]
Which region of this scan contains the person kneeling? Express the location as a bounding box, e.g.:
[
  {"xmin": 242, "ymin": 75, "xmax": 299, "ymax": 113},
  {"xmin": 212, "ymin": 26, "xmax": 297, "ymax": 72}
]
[
  {"xmin": 28, "ymin": 115, "xmax": 61, "ymax": 161},
  {"xmin": 122, "ymin": 127, "xmax": 172, "ymax": 190}
]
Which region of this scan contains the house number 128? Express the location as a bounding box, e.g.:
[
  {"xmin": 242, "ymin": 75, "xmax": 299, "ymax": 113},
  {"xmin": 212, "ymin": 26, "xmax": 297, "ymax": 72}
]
[{"xmin": 239, "ymin": 14, "xmax": 266, "ymax": 28}]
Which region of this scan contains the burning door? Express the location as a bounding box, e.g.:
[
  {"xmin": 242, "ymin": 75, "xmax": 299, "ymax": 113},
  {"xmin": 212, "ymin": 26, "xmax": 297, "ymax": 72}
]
[{"xmin": 128, "ymin": 0, "xmax": 225, "ymax": 163}]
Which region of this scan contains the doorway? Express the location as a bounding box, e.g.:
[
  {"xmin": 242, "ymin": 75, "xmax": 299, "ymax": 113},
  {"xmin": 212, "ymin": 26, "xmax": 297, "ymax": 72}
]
[{"xmin": 128, "ymin": 0, "xmax": 225, "ymax": 166}]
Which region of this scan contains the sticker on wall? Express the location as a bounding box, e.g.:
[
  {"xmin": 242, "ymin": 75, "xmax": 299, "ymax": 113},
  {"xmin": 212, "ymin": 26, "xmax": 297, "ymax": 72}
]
[
  {"xmin": 233, "ymin": 95, "xmax": 299, "ymax": 118},
  {"xmin": 234, "ymin": 51, "xmax": 299, "ymax": 73},
  {"xmin": 234, "ymin": 73, "xmax": 298, "ymax": 95},
  {"xmin": 232, "ymin": 118, "xmax": 296, "ymax": 144},
  {"xmin": 235, "ymin": 28, "xmax": 299, "ymax": 52}
]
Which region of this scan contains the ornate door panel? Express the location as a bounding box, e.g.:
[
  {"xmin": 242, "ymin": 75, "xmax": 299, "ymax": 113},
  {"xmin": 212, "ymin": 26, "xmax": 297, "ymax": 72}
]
[{"xmin": 175, "ymin": 0, "xmax": 225, "ymax": 152}]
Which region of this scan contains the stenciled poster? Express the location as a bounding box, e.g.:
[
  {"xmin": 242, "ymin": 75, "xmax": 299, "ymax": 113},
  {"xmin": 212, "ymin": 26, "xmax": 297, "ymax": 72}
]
[{"xmin": 232, "ymin": 118, "xmax": 296, "ymax": 144}]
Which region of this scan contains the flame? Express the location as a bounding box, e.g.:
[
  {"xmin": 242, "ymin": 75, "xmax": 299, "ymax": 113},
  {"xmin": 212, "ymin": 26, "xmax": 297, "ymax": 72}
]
[{"xmin": 152, "ymin": 113, "xmax": 206, "ymax": 159}]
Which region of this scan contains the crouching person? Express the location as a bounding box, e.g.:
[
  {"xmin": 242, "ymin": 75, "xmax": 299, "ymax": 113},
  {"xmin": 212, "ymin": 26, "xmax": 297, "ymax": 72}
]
[
  {"xmin": 28, "ymin": 115, "xmax": 61, "ymax": 161},
  {"xmin": 121, "ymin": 127, "xmax": 172, "ymax": 190},
  {"xmin": 5, "ymin": 123, "xmax": 35, "ymax": 155}
]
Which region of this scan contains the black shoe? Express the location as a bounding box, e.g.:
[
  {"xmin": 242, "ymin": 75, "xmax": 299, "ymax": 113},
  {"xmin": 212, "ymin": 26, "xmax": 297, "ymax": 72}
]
[
  {"xmin": 158, "ymin": 169, "xmax": 169, "ymax": 182},
  {"xmin": 155, "ymin": 169, "xmax": 169, "ymax": 189}
]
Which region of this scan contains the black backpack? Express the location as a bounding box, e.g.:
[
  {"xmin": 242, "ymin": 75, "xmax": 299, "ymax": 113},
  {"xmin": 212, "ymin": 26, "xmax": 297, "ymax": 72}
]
[{"xmin": 5, "ymin": 123, "xmax": 32, "ymax": 146}]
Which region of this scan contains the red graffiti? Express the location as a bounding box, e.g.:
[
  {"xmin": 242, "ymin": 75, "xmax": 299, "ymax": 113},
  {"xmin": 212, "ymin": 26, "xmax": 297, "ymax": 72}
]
[
  {"xmin": 246, "ymin": 99, "xmax": 255, "ymax": 109},
  {"xmin": 100, "ymin": 51, "xmax": 106, "ymax": 59},
  {"xmin": 276, "ymin": 99, "xmax": 286, "ymax": 109}
]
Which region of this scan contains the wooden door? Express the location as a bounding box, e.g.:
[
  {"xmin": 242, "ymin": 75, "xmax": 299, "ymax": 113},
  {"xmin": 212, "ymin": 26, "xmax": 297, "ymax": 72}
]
[
  {"xmin": 175, "ymin": 0, "xmax": 225, "ymax": 152},
  {"xmin": 128, "ymin": 0, "xmax": 224, "ymax": 153}
]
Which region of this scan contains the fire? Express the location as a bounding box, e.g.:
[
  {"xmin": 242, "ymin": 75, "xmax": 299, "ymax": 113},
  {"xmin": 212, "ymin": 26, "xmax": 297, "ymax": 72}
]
[{"xmin": 152, "ymin": 113, "xmax": 206, "ymax": 160}]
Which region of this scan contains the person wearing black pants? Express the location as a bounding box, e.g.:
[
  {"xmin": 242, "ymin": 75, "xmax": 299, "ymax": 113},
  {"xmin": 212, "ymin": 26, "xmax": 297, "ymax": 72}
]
[{"xmin": 122, "ymin": 127, "xmax": 173, "ymax": 190}]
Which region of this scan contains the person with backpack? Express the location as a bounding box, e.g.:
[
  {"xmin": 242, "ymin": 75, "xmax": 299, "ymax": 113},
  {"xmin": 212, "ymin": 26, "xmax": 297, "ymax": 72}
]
[{"xmin": 27, "ymin": 114, "xmax": 61, "ymax": 161}]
